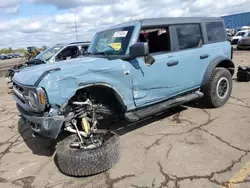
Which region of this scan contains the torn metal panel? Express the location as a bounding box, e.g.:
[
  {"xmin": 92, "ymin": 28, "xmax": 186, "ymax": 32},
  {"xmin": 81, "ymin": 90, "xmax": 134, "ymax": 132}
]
[{"xmin": 13, "ymin": 56, "xmax": 136, "ymax": 110}]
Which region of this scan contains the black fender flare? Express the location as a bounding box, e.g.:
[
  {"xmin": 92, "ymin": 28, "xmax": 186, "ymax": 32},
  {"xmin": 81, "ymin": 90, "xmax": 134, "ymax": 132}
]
[
  {"xmin": 201, "ymin": 56, "xmax": 235, "ymax": 86},
  {"xmin": 77, "ymin": 83, "xmax": 127, "ymax": 110}
]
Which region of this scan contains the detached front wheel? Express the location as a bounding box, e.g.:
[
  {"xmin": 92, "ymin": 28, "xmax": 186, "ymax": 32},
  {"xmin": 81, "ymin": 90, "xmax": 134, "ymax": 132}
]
[
  {"xmin": 202, "ymin": 68, "xmax": 232, "ymax": 108},
  {"xmin": 55, "ymin": 130, "xmax": 120, "ymax": 176}
]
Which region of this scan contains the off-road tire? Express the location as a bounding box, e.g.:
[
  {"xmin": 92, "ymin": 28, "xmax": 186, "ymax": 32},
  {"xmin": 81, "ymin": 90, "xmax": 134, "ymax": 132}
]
[
  {"xmin": 55, "ymin": 130, "xmax": 120, "ymax": 176},
  {"xmin": 202, "ymin": 68, "xmax": 232, "ymax": 108}
]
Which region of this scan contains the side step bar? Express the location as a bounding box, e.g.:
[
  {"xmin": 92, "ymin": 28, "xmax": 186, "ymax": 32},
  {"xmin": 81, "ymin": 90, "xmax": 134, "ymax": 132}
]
[{"xmin": 125, "ymin": 91, "xmax": 204, "ymax": 122}]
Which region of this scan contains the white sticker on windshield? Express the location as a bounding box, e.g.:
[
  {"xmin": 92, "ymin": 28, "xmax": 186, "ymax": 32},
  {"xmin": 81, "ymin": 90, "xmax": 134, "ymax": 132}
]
[{"xmin": 113, "ymin": 31, "xmax": 128, "ymax": 38}]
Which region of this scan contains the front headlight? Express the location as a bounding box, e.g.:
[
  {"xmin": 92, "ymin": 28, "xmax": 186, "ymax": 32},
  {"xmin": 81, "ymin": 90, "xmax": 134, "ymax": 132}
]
[
  {"xmin": 25, "ymin": 88, "xmax": 47, "ymax": 111},
  {"xmin": 37, "ymin": 88, "xmax": 48, "ymax": 105},
  {"xmin": 28, "ymin": 90, "xmax": 39, "ymax": 108}
]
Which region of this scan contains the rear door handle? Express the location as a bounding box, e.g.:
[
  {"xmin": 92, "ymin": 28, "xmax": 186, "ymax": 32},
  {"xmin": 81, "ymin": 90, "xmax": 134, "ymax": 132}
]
[
  {"xmin": 200, "ymin": 54, "xmax": 209, "ymax": 59},
  {"xmin": 167, "ymin": 61, "xmax": 179, "ymax": 67}
]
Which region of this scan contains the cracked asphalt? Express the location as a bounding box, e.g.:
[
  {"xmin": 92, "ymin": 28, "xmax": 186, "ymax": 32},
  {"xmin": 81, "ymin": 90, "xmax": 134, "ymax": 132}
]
[{"xmin": 0, "ymin": 51, "xmax": 250, "ymax": 188}]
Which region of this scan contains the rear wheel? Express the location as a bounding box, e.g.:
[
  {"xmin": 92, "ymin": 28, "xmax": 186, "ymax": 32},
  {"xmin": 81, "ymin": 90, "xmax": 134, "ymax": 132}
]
[{"xmin": 202, "ymin": 68, "xmax": 232, "ymax": 108}]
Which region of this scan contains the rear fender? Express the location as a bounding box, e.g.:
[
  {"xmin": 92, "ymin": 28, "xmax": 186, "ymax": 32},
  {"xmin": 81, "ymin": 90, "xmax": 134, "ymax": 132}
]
[{"xmin": 202, "ymin": 56, "xmax": 235, "ymax": 86}]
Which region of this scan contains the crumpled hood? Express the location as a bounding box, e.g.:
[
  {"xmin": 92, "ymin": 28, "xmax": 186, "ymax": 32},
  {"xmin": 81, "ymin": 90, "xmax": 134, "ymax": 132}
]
[
  {"xmin": 13, "ymin": 57, "xmax": 112, "ymax": 86},
  {"xmin": 232, "ymin": 36, "xmax": 243, "ymax": 40}
]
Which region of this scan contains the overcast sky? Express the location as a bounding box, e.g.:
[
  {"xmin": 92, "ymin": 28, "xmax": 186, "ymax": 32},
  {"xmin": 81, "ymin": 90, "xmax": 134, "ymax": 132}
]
[{"xmin": 1, "ymin": 0, "xmax": 250, "ymax": 49}]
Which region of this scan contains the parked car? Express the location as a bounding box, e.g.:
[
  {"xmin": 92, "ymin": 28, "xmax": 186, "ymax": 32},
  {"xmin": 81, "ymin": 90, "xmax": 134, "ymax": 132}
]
[
  {"xmin": 12, "ymin": 53, "xmax": 20, "ymax": 58},
  {"xmin": 237, "ymin": 31, "xmax": 250, "ymax": 50},
  {"xmin": 231, "ymin": 30, "xmax": 249, "ymax": 45},
  {"xmin": 35, "ymin": 41, "xmax": 91, "ymax": 63},
  {"xmin": 0, "ymin": 54, "xmax": 7, "ymax": 60},
  {"xmin": 12, "ymin": 17, "xmax": 234, "ymax": 176},
  {"xmin": 241, "ymin": 26, "xmax": 250, "ymax": 30},
  {"xmin": 5, "ymin": 41, "xmax": 90, "ymax": 82},
  {"xmin": 5, "ymin": 54, "xmax": 13, "ymax": 59}
]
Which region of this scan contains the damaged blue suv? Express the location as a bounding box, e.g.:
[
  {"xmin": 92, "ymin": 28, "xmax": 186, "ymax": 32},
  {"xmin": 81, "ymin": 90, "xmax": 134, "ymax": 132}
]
[{"xmin": 12, "ymin": 17, "xmax": 234, "ymax": 176}]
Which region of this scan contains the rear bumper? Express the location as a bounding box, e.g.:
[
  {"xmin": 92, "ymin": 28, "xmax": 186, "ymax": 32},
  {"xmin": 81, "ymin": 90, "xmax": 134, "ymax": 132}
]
[{"xmin": 17, "ymin": 104, "xmax": 65, "ymax": 139}]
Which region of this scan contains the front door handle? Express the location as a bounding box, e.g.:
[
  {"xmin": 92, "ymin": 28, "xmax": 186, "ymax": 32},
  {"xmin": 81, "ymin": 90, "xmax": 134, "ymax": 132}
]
[
  {"xmin": 200, "ymin": 54, "xmax": 209, "ymax": 59},
  {"xmin": 167, "ymin": 61, "xmax": 179, "ymax": 67}
]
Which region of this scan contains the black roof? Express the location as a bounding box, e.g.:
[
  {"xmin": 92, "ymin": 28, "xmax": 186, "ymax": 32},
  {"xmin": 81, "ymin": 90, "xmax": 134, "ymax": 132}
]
[
  {"xmin": 108, "ymin": 17, "xmax": 224, "ymax": 30},
  {"xmin": 69, "ymin": 41, "xmax": 91, "ymax": 45},
  {"xmin": 140, "ymin": 17, "xmax": 223, "ymax": 27}
]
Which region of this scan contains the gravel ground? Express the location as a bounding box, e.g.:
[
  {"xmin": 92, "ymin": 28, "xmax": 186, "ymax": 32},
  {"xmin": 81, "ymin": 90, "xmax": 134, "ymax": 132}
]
[{"xmin": 0, "ymin": 51, "xmax": 250, "ymax": 188}]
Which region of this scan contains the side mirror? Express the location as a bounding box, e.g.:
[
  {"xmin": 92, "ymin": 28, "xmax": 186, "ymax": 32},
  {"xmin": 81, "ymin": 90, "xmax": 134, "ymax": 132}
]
[{"xmin": 129, "ymin": 42, "xmax": 149, "ymax": 59}]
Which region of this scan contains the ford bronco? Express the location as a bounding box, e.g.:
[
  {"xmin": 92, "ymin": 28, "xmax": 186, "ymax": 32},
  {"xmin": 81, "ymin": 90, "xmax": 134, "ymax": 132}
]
[{"xmin": 12, "ymin": 17, "xmax": 234, "ymax": 176}]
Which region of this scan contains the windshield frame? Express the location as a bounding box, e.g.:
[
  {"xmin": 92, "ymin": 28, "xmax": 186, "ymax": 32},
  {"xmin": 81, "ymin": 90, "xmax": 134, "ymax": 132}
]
[{"xmin": 34, "ymin": 45, "xmax": 64, "ymax": 61}]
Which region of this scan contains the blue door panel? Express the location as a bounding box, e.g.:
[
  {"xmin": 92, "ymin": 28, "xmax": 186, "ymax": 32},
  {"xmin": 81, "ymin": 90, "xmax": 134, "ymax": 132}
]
[
  {"xmin": 130, "ymin": 52, "xmax": 183, "ymax": 107},
  {"xmin": 172, "ymin": 47, "xmax": 211, "ymax": 91},
  {"xmin": 130, "ymin": 46, "xmax": 211, "ymax": 108}
]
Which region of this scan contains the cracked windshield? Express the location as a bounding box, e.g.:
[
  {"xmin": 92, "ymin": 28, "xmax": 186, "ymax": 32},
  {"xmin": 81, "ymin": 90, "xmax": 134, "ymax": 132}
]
[
  {"xmin": 88, "ymin": 26, "xmax": 134, "ymax": 55},
  {"xmin": 1, "ymin": 0, "xmax": 250, "ymax": 188}
]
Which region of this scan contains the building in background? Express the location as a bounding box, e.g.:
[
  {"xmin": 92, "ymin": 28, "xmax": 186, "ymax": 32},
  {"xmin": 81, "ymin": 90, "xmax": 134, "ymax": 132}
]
[{"xmin": 222, "ymin": 12, "xmax": 250, "ymax": 29}]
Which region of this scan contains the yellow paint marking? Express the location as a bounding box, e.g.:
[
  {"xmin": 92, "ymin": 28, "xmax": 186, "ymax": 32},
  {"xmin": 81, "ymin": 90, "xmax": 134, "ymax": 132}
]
[{"xmin": 225, "ymin": 160, "xmax": 250, "ymax": 188}]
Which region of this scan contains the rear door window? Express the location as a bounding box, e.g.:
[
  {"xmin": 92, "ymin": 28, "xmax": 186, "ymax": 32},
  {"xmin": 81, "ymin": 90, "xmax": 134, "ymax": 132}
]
[
  {"xmin": 176, "ymin": 24, "xmax": 203, "ymax": 50},
  {"xmin": 206, "ymin": 22, "xmax": 226, "ymax": 42},
  {"xmin": 139, "ymin": 27, "xmax": 171, "ymax": 53}
]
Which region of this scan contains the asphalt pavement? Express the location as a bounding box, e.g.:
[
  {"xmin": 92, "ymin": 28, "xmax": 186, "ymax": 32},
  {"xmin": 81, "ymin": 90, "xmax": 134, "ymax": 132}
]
[{"xmin": 0, "ymin": 51, "xmax": 250, "ymax": 188}]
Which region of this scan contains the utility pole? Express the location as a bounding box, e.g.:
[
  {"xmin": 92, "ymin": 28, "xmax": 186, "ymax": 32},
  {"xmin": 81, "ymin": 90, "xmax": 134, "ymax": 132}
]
[{"xmin": 75, "ymin": 19, "xmax": 79, "ymax": 42}]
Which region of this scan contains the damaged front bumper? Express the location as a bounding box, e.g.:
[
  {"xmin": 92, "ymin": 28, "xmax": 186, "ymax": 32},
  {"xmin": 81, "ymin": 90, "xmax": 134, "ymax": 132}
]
[
  {"xmin": 5, "ymin": 67, "xmax": 21, "ymax": 82},
  {"xmin": 17, "ymin": 104, "xmax": 65, "ymax": 139}
]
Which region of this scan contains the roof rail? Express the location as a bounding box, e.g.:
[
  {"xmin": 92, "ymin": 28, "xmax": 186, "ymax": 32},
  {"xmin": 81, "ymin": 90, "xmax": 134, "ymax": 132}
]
[{"xmin": 69, "ymin": 41, "xmax": 91, "ymax": 44}]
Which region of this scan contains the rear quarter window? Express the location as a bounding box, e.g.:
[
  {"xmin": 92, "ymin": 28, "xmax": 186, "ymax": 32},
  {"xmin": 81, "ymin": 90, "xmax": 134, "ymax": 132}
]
[{"xmin": 206, "ymin": 22, "xmax": 226, "ymax": 42}]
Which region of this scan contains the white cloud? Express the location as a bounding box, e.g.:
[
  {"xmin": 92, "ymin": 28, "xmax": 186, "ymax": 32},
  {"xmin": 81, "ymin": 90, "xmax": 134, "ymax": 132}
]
[
  {"xmin": 0, "ymin": 0, "xmax": 20, "ymax": 8},
  {"xmin": 55, "ymin": 13, "xmax": 80, "ymax": 24},
  {"xmin": 32, "ymin": 0, "xmax": 114, "ymax": 9},
  {"xmin": 0, "ymin": 0, "xmax": 20, "ymax": 14},
  {"xmin": 20, "ymin": 22, "xmax": 42, "ymax": 33},
  {"xmin": 0, "ymin": 5, "xmax": 19, "ymax": 14},
  {"xmin": 1, "ymin": 0, "xmax": 250, "ymax": 48},
  {"xmin": 0, "ymin": 22, "xmax": 10, "ymax": 31}
]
